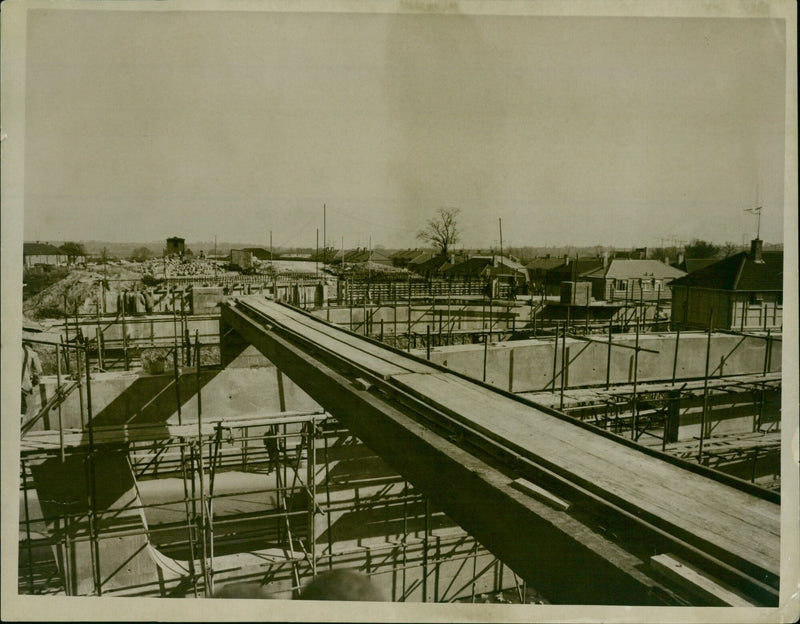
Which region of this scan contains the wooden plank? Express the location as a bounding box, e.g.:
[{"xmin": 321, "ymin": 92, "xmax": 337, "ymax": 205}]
[
  {"xmin": 234, "ymin": 297, "xmax": 780, "ymax": 577},
  {"xmin": 240, "ymin": 298, "xmax": 431, "ymax": 376},
  {"xmin": 511, "ymin": 478, "xmax": 571, "ymax": 511},
  {"xmin": 435, "ymin": 372, "xmax": 781, "ymax": 537},
  {"xmin": 649, "ymin": 553, "xmax": 756, "ymax": 606},
  {"xmin": 256, "ymin": 299, "xmax": 434, "ymax": 373},
  {"xmin": 239, "ymin": 300, "xmax": 413, "ymax": 378},
  {"xmin": 390, "ymin": 372, "xmax": 779, "ymax": 573}
]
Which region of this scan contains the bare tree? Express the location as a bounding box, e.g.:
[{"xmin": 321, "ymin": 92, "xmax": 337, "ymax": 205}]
[
  {"xmin": 417, "ymin": 208, "xmax": 460, "ymax": 256},
  {"xmin": 721, "ymin": 241, "xmax": 739, "ymax": 257}
]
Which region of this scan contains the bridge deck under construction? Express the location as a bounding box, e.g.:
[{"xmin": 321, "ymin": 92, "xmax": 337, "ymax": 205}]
[{"xmin": 220, "ymin": 295, "xmax": 780, "ymax": 605}]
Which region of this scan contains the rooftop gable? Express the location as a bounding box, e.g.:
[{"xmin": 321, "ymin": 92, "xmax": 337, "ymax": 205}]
[
  {"xmin": 581, "ymin": 259, "xmax": 686, "ymax": 280},
  {"xmin": 670, "ymin": 251, "xmax": 783, "ymax": 291},
  {"xmin": 23, "ymin": 242, "xmax": 65, "ymax": 256}
]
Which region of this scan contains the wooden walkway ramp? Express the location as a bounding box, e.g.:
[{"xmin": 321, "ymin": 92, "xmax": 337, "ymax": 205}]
[{"xmin": 222, "ymin": 296, "xmax": 780, "ymax": 606}]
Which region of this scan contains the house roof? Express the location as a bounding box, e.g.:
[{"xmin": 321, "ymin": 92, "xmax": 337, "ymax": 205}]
[
  {"xmin": 243, "ymin": 247, "xmax": 273, "ymax": 260},
  {"xmin": 341, "ymin": 249, "xmax": 391, "ymax": 264},
  {"xmin": 526, "ymin": 257, "xmax": 567, "ymax": 271},
  {"xmin": 442, "ymin": 256, "xmax": 493, "ymax": 276},
  {"xmin": 581, "ymin": 259, "xmax": 686, "ymax": 280},
  {"xmin": 440, "ymin": 255, "xmax": 527, "ymax": 278},
  {"xmin": 547, "ymin": 258, "xmax": 604, "ymax": 276},
  {"xmin": 413, "ymin": 254, "xmax": 452, "ymax": 274},
  {"xmin": 390, "ymin": 249, "xmax": 428, "ymax": 262},
  {"xmin": 408, "ymin": 252, "xmax": 434, "ymax": 265},
  {"xmin": 682, "ymin": 257, "xmax": 720, "ymax": 273},
  {"xmin": 669, "ymin": 251, "xmax": 783, "ymax": 291},
  {"xmin": 23, "ymin": 242, "xmax": 65, "ymax": 256}
]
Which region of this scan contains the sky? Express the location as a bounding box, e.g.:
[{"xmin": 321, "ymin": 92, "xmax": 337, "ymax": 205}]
[{"xmin": 19, "ymin": 7, "xmax": 788, "ymax": 250}]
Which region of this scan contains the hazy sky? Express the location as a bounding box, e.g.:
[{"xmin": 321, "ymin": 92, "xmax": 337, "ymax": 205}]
[{"xmin": 21, "ymin": 8, "xmax": 787, "ymax": 249}]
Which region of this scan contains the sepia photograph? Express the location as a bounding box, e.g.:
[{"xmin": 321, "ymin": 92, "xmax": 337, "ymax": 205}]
[{"xmin": 1, "ymin": 0, "xmax": 797, "ymax": 621}]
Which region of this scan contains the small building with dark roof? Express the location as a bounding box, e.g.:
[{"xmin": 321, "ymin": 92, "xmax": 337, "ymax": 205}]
[
  {"xmin": 411, "ymin": 254, "xmax": 453, "ymax": 278},
  {"xmin": 23, "ymin": 242, "xmax": 68, "ymax": 269},
  {"xmin": 670, "ymin": 239, "xmax": 783, "ymax": 331},
  {"xmin": 230, "ymin": 249, "xmax": 254, "ymax": 270},
  {"xmin": 165, "ymin": 237, "xmax": 185, "ymax": 257},
  {"xmin": 390, "ymin": 248, "xmax": 430, "ymax": 268}
]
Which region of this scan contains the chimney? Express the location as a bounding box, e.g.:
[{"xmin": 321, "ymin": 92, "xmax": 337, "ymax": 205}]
[{"xmin": 749, "ymin": 238, "xmax": 763, "ymax": 263}]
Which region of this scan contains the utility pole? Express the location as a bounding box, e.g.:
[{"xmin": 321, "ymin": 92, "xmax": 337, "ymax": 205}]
[
  {"xmin": 323, "ymin": 203, "xmax": 327, "ymax": 264},
  {"xmin": 316, "ymin": 228, "xmax": 319, "ymax": 278},
  {"xmin": 499, "ymin": 218, "xmax": 504, "ymax": 261}
]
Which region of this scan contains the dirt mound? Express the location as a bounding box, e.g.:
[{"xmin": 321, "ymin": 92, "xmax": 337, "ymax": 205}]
[{"xmin": 24, "ymin": 266, "xmax": 141, "ymax": 319}]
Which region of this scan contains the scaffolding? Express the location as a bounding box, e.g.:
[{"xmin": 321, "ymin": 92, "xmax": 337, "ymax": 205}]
[{"xmin": 19, "ymin": 335, "xmax": 522, "ymax": 602}]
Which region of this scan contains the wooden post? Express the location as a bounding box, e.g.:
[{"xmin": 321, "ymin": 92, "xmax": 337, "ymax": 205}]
[
  {"xmin": 173, "ymin": 347, "xmax": 182, "ymax": 426},
  {"xmin": 699, "ymin": 308, "xmax": 714, "ymax": 460},
  {"xmin": 426, "ymin": 325, "xmax": 431, "ymax": 360},
  {"xmin": 631, "ymin": 312, "xmax": 640, "ymax": 440},
  {"xmin": 605, "ymin": 318, "xmax": 613, "ymax": 389},
  {"xmin": 671, "ymin": 324, "xmax": 682, "ymax": 386},
  {"xmin": 483, "ymin": 331, "xmax": 489, "ymax": 382},
  {"xmin": 407, "ymin": 275, "xmax": 412, "ymax": 352},
  {"xmin": 552, "ymin": 321, "xmax": 559, "ymax": 391},
  {"xmin": 508, "ymin": 348, "xmax": 515, "ymax": 392},
  {"xmin": 559, "ymin": 335, "xmax": 568, "ymax": 411}
]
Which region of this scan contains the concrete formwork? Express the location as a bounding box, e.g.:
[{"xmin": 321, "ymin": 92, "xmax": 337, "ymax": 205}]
[
  {"xmin": 422, "ymin": 332, "xmax": 780, "ymax": 393},
  {"xmin": 20, "ymin": 357, "xmax": 517, "ymax": 601}
]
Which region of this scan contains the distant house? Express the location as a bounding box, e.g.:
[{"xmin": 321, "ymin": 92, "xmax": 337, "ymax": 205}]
[
  {"xmin": 412, "ymin": 254, "xmax": 453, "ymax": 278},
  {"xmin": 442, "ymin": 255, "xmax": 527, "ymax": 286},
  {"xmin": 390, "ymin": 249, "xmax": 430, "ymax": 268},
  {"xmin": 408, "ymin": 251, "xmax": 435, "ymax": 268},
  {"xmin": 165, "ymin": 237, "xmax": 185, "ymax": 257},
  {"xmin": 230, "ymin": 249, "xmax": 254, "ymax": 270},
  {"xmin": 441, "ymin": 256, "xmax": 494, "ymax": 279},
  {"xmin": 23, "ymin": 242, "xmax": 68, "ymax": 269},
  {"xmin": 526, "ymin": 256, "xmax": 604, "ymax": 295},
  {"xmin": 526, "ymin": 257, "xmax": 567, "ymax": 290},
  {"xmin": 338, "ymin": 248, "xmax": 392, "ymax": 267},
  {"xmin": 580, "ymin": 259, "xmax": 686, "ymax": 302},
  {"xmin": 243, "ymin": 247, "xmax": 274, "ymax": 261},
  {"xmin": 670, "ymin": 239, "xmax": 782, "ymax": 331},
  {"xmin": 544, "ymin": 257, "xmax": 604, "ymax": 295}
]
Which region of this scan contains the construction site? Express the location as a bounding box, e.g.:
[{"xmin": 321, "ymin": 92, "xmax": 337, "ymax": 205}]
[{"xmin": 17, "ymin": 244, "xmax": 783, "ymax": 606}]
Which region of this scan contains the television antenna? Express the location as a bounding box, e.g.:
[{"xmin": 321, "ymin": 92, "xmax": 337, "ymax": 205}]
[
  {"xmin": 744, "ymin": 205, "xmax": 762, "ymax": 239},
  {"xmin": 744, "ymin": 184, "xmax": 763, "ymax": 240}
]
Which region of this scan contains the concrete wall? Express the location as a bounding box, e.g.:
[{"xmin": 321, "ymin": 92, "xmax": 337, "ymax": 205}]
[
  {"xmin": 422, "ymin": 332, "xmax": 781, "ymax": 393},
  {"xmin": 312, "ymin": 304, "xmax": 516, "ymax": 334},
  {"xmin": 35, "ymin": 361, "xmax": 320, "ymax": 431}
]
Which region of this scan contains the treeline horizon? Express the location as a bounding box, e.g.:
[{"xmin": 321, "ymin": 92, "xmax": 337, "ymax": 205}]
[{"xmin": 24, "ymin": 238, "xmax": 784, "ymax": 265}]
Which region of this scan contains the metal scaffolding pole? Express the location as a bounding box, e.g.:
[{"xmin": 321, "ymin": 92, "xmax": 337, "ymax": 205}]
[{"xmin": 306, "ymin": 422, "xmax": 317, "ymax": 578}]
